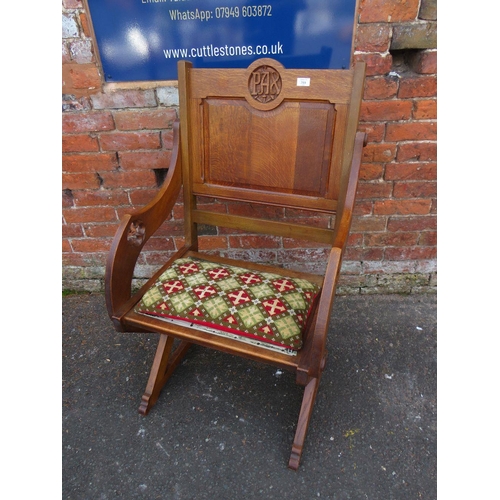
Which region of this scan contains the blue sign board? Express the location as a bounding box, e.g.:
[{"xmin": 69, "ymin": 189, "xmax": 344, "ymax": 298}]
[{"xmin": 86, "ymin": 0, "xmax": 358, "ymax": 82}]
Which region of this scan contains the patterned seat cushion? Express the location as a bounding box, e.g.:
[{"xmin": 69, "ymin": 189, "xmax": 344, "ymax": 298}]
[{"xmin": 134, "ymin": 256, "xmax": 321, "ymax": 355}]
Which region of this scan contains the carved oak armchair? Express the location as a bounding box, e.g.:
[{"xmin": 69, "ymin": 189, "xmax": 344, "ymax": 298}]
[{"xmin": 105, "ymin": 58, "xmax": 366, "ymax": 469}]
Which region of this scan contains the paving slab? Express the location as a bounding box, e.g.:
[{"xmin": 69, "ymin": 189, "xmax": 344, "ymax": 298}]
[{"xmin": 62, "ymin": 293, "xmax": 436, "ymax": 500}]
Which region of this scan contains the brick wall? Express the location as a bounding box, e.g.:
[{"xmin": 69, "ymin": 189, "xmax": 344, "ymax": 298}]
[{"xmin": 62, "ymin": 0, "xmax": 437, "ymax": 294}]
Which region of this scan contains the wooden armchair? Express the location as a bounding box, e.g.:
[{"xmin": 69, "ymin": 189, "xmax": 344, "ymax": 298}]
[{"xmin": 105, "ymin": 58, "xmax": 366, "ymax": 470}]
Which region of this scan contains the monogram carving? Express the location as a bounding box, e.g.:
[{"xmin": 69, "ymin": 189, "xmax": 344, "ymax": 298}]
[
  {"xmin": 127, "ymin": 220, "xmax": 146, "ymax": 247},
  {"xmin": 248, "ymin": 65, "xmax": 282, "ymax": 103}
]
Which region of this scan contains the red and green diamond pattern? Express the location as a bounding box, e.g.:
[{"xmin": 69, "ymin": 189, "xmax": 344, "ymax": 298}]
[{"xmin": 134, "ymin": 257, "xmax": 320, "ymax": 351}]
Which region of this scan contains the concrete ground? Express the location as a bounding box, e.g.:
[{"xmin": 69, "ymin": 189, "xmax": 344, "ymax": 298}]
[{"xmin": 62, "ymin": 293, "xmax": 436, "ymax": 500}]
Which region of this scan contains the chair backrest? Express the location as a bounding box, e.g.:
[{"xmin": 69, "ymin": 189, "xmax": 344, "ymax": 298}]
[{"xmin": 177, "ymin": 57, "xmax": 366, "ymax": 248}]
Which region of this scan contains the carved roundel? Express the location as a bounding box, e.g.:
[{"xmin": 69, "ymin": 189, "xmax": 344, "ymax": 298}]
[
  {"xmin": 248, "ymin": 64, "xmax": 282, "ymax": 104},
  {"xmin": 245, "ymin": 58, "xmax": 286, "ymax": 110}
]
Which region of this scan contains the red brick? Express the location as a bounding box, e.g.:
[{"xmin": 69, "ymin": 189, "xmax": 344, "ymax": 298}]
[
  {"xmin": 408, "ymin": 51, "xmax": 437, "ymax": 74},
  {"xmin": 72, "ymin": 189, "xmax": 130, "ymax": 207},
  {"xmin": 63, "ymin": 172, "xmax": 101, "ymax": 190},
  {"xmin": 83, "ymin": 224, "xmax": 121, "ymax": 238},
  {"xmin": 385, "ymin": 246, "xmax": 436, "ymax": 260},
  {"xmin": 63, "ymin": 252, "xmax": 107, "ymax": 267},
  {"xmin": 354, "ymin": 23, "xmax": 391, "ymax": 52},
  {"xmin": 113, "ymin": 109, "xmax": 178, "ymax": 130},
  {"xmin": 354, "ymin": 53, "xmax": 393, "ymax": 76},
  {"xmin": 374, "ymin": 199, "xmax": 431, "ymax": 215},
  {"xmin": 356, "ymin": 181, "xmax": 393, "ymax": 199},
  {"xmin": 351, "ymin": 215, "xmax": 387, "ymax": 232},
  {"xmin": 63, "ymin": 240, "xmax": 72, "ymax": 253},
  {"xmin": 348, "ymin": 233, "xmax": 364, "ymax": 246},
  {"xmin": 62, "ymin": 134, "xmax": 99, "ymax": 153},
  {"xmin": 91, "ymin": 90, "xmax": 156, "ymax": 109},
  {"xmin": 386, "ymin": 122, "xmax": 437, "ymax": 142},
  {"xmin": 161, "ymin": 130, "xmax": 174, "ymax": 149},
  {"xmin": 363, "ymin": 143, "xmax": 397, "ymax": 163},
  {"xmin": 63, "ymin": 207, "xmax": 117, "ymax": 224},
  {"xmin": 397, "ymin": 142, "xmax": 437, "ymax": 162},
  {"xmin": 198, "ymin": 236, "xmax": 228, "ymax": 250},
  {"xmin": 278, "ymin": 248, "xmax": 330, "ymax": 263},
  {"xmin": 344, "ymin": 247, "xmax": 384, "ymax": 261},
  {"xmin": 62, "ymin": 63, "xmax": 102, "ymax": 91},
  {"xmin": 63, "ymin": 0, "xmax": 83, "ymax": 8},
  {"xmin": 419, "ymin": 231, "xmax": 437, "ymax": 246},
  {"xmin": 62, "ymin": 112, "xmax": 114, "ymax": 133},
  {"xmin": 173, "ymin": 236, "xmax": 186, "ymax": 250},
  {"xmin": 143, "ymin": 250, "xmax": 177, "ymax": 266},
  {"xmin": 359, "ymin": 162, "xmax": 384, "ymax": 180},
  {"xmin": 353, "ymin": 200, "xmax": 374, "ymax": 215},
  {"xmin": 63, "ymin": 189, "xmax": 74, "ymax": 208},
  {"xmin": 387, "ymin": 216, "xmax": 436, "ymax": 232},
  {"xmin": 430, "ymin": 199, "xmax": 437, "ymax": 214},
  {"xmin": 100, "ymin": 132, "xmax": 161, "ymax": 151},
  {"xmin": 63, "ymin": 153, "xmax": 118, "ymax": 173},
  {"xmin": 398, "ymin": 76, "xmax": 437, "ymax": 98},
  {"xmin": 62, "ymin": 224, "xmax": 84, "ymax": 238},
  {"xmin": 129, "ymin": 188, "xmax": 163, "ymax": 206},
  {"xmin": 282, "ymin": 238, "xmax": 329, "ymax": 249},
  {"xmin": 218, "ymin": 227, "xmax": 248, "ymax": 236},
  {"xmin": 100, "ymin": 170, "xmax": 157, "ymax": 189},
  {"xmin": 153, "ymin": 220, "xmax": 185, "ymax": 237},
  {"xmin": 139, "ymin": 237, "xmax": 176, "ymax": 251},
  {"xmin": 79, "ymin": 12, "xmax": 92, "ymax": 38},
  {"xmin": 385, "ymin": 162, "xmax": 436, "ymax": 180},
  {"xmin": 365, "ymin": 232, "xmax": 419, "ymax": 246},
  {"xmin": 229, "ymin": 235, "xmax": 281, "ymax": 249},
  {"xmin": 62, "ymin": 43, "xmax": 71, "ymax": 64},
  {"xmin": 360, "ymin": 100, "xmax": 412, "ymax": 122},
  {"xmin": 358, "ymin": 0, "xmax": 420, "ymax": 23},
  {"xmin": 119, "ymin": 151, "xmax": 172, "ymax": 170},
  {"xmin": 359, "ymin": 123, "xmax": 385, "ymax": 143},
  {"xmin": 363, "ymin": 77, "xmax": 398, "ymax": 100},
  {"xmin": 413, "ymin": 100, "xmax": 437, "ymax": 119},
  {"xmin": 71, "ymin": 238, "xmax": 112, "ymax": 253}
]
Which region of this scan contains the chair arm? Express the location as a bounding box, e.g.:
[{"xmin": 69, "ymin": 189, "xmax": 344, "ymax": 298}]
[
  {"xmin": 332, "ymin": 131, "xmax": 367, "ymax": 250},
  {"xmin": 297, "ymin": 246, "xmax": 343, "ymax": 383},
  {"xmin": 105, "ymin": 121, "xmax": 183, "ymax": 324},
  {"xmin": 297, "ymin": 131, "xmax": 366, "ymax": 382}
]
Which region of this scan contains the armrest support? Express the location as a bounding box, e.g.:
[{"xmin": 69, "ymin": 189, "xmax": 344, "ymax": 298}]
[
  {"xmin": 332, "ymin": 131, "xmax": 366, "ymax": 250},
  {"xmin": 105, "ymin": 121, "xmax": 183, "ymax": 324},
  {"xmin": 297, "ymin": 246, "xmax": 342, "ymax": 383}
]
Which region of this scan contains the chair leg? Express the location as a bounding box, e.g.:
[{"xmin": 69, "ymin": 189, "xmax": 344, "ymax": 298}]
[
  {"xmin": 139, "ymin": 334, "xmax": 191, "ymax": 415},
  {"xmin": 288, "ymin": 376, "xmax": 320, "ymax": 470}
]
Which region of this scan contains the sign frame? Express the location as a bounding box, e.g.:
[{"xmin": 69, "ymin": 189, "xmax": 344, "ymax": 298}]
[{"xmin": 82, "ymin": 0, "xmax": 361, "ymax": 85}]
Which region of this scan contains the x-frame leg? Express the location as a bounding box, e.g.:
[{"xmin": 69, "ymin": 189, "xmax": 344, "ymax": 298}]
[{"xmin": 139, "ymin": 334, "xmax": 191, "ymax": 416}]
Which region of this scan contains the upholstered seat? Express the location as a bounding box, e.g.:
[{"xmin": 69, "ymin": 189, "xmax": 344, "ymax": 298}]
[{"xmin": 134, "ymin": 255, "xmax": 321, "ymax": 355}]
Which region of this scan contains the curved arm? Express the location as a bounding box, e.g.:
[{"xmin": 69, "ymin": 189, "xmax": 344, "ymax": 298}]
[
  {"xmin": 105, "ymin": 121, "xmax": 183, "ymax": 324},
  {"xmin": 297, "ymin": 131, "xmax": 366, "ymax": 382},
  {"xmin": 332, "ymin": 131, "xmax": 367, "ymax": 250}
]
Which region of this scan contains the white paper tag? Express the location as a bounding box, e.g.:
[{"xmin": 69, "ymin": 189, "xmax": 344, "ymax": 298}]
[{"xmin": 297, "ymin": 77, "xmax": 310, "ymax": 87}]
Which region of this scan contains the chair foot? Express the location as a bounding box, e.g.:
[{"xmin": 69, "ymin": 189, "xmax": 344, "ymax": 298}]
[
  {"xmin": 138, "ymin": 335, "xmax": 191, "ymax": 415},
  {"xmin": 288, "ymin": 376, "xmax": 320, "ymax": 470}
]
